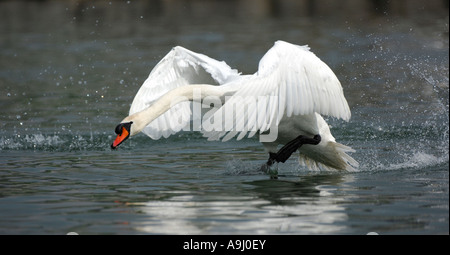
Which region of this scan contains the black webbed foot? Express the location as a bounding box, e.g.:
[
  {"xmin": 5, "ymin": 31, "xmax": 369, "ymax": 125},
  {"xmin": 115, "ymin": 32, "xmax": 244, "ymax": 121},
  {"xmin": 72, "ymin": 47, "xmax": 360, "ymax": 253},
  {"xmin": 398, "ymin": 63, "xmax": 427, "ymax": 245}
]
[{"xmin": 261, "ymin": 134, "xmax": 321, "ymax": 177}]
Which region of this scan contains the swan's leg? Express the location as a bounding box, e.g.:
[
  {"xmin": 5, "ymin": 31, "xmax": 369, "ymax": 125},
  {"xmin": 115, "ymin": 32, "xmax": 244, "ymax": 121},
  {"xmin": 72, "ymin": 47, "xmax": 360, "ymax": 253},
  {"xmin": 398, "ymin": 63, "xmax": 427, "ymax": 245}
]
[
  {"xmin": 261, "ymin": 135, "xmax": 321, "ymax": 178},
  {"xmin": 271, "ymin": 134, "xmax": 321, "ymax": 164}
]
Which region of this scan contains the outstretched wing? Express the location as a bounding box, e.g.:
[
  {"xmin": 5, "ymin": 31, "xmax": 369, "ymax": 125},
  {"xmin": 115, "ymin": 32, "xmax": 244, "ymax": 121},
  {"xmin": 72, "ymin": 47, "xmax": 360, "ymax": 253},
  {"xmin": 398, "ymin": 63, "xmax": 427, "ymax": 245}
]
[
  {"xmin": 129, "ymin": 46, "xmax": 239, "ymax": 139},
  {"xmin": 204, "ymin": 40, "xmax": 351, "ymax": 141}
]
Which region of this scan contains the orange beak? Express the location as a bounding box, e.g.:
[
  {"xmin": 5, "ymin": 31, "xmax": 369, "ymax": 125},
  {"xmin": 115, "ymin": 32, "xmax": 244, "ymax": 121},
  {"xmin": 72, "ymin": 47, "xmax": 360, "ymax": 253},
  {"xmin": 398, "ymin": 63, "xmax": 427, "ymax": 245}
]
[{"xmin": 111, "ymin": 126, "xmax": 130, "ymax": 149}]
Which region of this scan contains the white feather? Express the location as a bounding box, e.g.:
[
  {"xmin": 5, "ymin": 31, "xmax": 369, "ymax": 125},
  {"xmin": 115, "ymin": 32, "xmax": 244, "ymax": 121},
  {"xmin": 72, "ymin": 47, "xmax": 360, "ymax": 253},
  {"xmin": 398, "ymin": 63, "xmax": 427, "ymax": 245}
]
[
  {"xmin": 205, "ymin": 41, "xmax": 350, "ymax": 141},
  {"xmin": 128, "ymin": 46, "xmax": 239, "ymax": 139}
]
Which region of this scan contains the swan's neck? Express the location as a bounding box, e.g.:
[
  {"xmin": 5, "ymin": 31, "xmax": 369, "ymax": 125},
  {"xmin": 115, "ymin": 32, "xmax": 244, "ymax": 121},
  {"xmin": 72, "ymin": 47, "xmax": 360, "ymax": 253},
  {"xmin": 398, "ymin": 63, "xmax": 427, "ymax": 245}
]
[{"xmin": 123, "ymin": 85, "xmax": 228, "ymax": 136}]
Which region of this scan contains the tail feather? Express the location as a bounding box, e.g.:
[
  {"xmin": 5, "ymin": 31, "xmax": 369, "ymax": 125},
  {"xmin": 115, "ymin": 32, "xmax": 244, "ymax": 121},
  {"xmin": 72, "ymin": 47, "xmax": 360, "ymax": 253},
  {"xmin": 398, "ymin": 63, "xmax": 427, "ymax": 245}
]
[{"xmin": 298, "ymin": 141, "xmax": 359, "ymax": 171}]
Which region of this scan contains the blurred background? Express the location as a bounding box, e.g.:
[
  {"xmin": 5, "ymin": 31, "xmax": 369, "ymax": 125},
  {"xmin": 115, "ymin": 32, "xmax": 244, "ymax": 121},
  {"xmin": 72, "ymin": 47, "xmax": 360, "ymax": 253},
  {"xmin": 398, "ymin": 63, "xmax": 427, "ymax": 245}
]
[{"xmin": 0, "ymin": 0, "xmax": 448, "ymax": 135}]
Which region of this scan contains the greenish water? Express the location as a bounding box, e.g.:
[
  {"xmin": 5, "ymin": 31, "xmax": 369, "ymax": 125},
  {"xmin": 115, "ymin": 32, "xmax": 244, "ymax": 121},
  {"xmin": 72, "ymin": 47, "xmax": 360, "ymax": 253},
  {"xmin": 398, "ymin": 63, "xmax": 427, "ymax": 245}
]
[{"xmin": 0, "ymin": 1, "xmax": 448, "ymax": 234}]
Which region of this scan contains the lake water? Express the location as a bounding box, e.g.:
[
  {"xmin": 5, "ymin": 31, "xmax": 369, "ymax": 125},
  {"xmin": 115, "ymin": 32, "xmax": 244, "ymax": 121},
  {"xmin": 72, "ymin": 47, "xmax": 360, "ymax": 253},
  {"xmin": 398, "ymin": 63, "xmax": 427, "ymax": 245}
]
[{"xmin": 0, "ymin": 1, "xmax": 448, "ymax": 235}]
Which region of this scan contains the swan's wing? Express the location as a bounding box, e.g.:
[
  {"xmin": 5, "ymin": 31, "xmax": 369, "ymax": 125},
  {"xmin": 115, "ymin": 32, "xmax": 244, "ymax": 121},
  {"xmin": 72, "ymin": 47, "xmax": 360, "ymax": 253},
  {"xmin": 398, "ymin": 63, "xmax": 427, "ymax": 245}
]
[
  {"xmin": 204, "ymin": 40, "xmax": 351, "ymax": 141},
  {"xmin": 129, "ymin": 46, "xmax": 239, "ymax": 139}
]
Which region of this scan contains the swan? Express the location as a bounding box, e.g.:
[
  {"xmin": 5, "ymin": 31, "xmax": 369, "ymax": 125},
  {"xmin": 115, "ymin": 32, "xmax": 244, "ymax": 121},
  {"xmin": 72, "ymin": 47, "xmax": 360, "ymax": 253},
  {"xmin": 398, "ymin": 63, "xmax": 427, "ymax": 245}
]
[{"xmin": 111, "ymin": 41, "xmax": 359, "ymax": 173}]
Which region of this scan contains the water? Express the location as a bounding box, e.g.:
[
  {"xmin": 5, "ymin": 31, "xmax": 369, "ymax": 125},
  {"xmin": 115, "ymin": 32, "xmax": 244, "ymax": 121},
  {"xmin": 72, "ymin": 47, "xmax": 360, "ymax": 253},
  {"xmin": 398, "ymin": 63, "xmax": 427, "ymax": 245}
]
[{"xmin": 0, "ymin": 1, "xmax": 448, "ymax": 235}]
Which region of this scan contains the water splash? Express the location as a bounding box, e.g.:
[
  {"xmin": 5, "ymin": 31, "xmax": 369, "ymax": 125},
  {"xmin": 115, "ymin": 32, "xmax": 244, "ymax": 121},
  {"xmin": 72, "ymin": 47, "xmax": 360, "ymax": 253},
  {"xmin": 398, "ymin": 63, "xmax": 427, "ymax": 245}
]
[
  {"xmin": 224, "ymin": 158, "xmax": 264, "ymax": 175},
  {"xmin": 0, "ymin": 133, "xmax": 112, "ymax": 152},
  {"xmin": 341, "ymin": 26, "xmax": 450, "ymax": 173},
  {"xmin": 389, "ymin": 151, "xmax": 446, "ymax": 170}
]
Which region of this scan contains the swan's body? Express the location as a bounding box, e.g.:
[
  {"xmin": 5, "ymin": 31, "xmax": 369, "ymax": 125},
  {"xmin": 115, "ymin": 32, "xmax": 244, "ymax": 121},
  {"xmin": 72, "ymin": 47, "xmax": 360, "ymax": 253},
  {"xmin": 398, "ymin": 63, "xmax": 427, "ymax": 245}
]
[{"xmin": 112, "ymin": 41, "xmax": 358, "ymax": 171}]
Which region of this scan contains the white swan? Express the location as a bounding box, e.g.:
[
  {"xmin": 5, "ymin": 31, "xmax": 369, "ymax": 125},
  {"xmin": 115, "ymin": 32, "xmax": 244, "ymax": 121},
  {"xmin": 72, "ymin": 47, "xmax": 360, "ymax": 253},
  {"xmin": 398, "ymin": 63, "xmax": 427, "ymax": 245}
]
[{"xmin": 112, "ymin": 41, "xmax": 358, "ymax": 172}]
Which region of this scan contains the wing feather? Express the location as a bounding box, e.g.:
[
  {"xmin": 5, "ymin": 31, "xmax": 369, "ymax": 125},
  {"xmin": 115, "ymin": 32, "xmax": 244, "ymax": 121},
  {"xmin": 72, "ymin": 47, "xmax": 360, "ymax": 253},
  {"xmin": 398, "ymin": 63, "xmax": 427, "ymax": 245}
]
[
  {"xmin": 129, "ymin": 46, "xmax": 239, "ymax": 139},
  {"xmin": 204, "ymin": 40, "xmax": 351, "ymax": 141}
]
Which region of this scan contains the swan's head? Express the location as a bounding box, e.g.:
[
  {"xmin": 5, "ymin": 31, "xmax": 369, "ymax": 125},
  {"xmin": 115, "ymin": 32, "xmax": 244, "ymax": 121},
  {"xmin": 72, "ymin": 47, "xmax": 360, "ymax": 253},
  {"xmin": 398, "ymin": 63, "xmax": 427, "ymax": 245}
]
[{"xmin": 111, "ymin": 121, "xmax": 133, "ymax": 149}]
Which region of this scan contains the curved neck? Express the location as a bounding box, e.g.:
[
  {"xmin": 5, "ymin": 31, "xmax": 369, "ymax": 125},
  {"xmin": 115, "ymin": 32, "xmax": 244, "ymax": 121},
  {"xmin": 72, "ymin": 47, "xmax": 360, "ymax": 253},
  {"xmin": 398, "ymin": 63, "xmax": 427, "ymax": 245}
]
[{"xmin": 123, "ymin": 85, "xmax": 228, "ymax": 136}]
